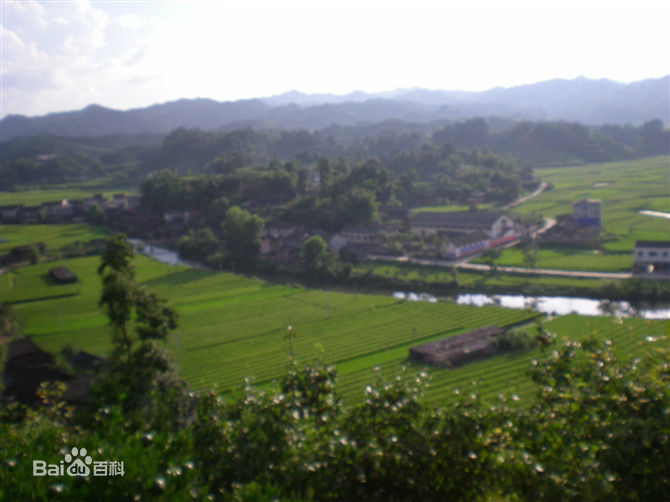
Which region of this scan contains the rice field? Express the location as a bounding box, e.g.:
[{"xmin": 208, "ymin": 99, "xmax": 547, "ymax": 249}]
[
  {"xmin": 0, "ymin": 179, "xmax": 137, "ymax": 208},
  {"xmin": 337, "ymin": 314, "xmax": 669, "ymax": 405},
  {"xmin": 4, "ymin": 253, "xmax": 667, "ymax": 404},
  {"xmin": 472, "ymin": 156, "xmax": 670, "ymax": 271},
  {"xmin": 0, "ymin": 223, "xmax": 110, "ymax": 254}
]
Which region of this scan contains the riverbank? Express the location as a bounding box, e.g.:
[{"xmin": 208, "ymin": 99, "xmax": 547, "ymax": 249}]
[{"xmin": 132, "ymin": 239, "xmax": 670, "ymax": 318}]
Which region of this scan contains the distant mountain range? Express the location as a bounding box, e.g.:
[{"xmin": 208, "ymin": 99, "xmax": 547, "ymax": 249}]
[{"xmin": 1, "ymin": 76, "xmax": 668, "ymax": 141}]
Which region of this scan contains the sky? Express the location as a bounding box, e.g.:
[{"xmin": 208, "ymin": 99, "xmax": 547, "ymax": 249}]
[{"xmin": 1, "ymin": 0, "xmax": 669, "ymax": 118}]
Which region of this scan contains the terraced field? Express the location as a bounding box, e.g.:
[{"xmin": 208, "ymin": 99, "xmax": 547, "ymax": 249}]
[
  {"xmin": 338, "ymin": 315, "xmax": 669, "ymax": 405},
  {"xmin": 0, "ymin": 179, "xmax": 137, "ymax": 207},
  {"xmin": 0, "ymin": 223, "xmax": 110, "ymax": 254},
  {"xmin": 6, "ymin": 252, "xmax": 667, "ymax": 404},
  {"xmin": 6, "ymin": 254, "xmax": 540, "ymax": 395},
  {"xmin": 481, "ymin": 156, "xmax": 670, "ymax": 272}
]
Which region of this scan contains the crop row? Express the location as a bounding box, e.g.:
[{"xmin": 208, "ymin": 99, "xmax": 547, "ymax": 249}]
[
  {"xmin": 179, "ymin": 304, "xmax": 537, "ymax": 391},
  {"xmin": 334, "ymin": 315, "xmax": 668, "ymax": 406}
]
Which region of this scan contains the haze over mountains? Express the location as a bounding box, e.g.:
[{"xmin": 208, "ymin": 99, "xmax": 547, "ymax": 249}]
[{"xmin": 2, "ymin": 76, "xmax": 668, "ymax": 141}]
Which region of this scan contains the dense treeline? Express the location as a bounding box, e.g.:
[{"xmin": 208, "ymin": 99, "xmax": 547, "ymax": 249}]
[
  {"xmin": 1, "ymin": 117, "xmax": 667, "ymax": 188},
  {"xmin": 431, "ymin": 117, "xmax": 670, "ymax": 165},
  {"xmin": 140, "ymin": 145, "xmax": 527, "ymax": 234},
  {"xmin": 1, "ymin": 242, "xmax": 668, "ymax": 500}
]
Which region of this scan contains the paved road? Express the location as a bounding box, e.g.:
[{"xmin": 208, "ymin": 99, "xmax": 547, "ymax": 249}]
[
  {"xmin": 458, "ymin": 262, "xmax": 632, "ymax": 280},
  {"xmin": 369, "ymin": 254, "xmax": 632, "ymax": 280}
]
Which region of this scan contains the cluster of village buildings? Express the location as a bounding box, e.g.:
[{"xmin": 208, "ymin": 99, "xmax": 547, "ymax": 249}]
[
  {"xmin": 0, "ymin": 194, "xmax": 141, "ymax": 224},
  {"xmin": 1, "ymin": 194, "xmax": 668, "ymax": 276}
]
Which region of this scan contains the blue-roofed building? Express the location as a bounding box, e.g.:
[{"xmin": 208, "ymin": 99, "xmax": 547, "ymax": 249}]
[{"xmin": 573, "ymin": 198, "xmax": 601, "ymax": 227}]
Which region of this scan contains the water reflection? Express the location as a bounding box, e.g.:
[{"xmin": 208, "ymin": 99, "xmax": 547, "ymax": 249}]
[
  {"xmin": 128, "ymin": 239, "xmax": 202, "ymax": 268},
  {"xmin": 456, "ymin": 293, "xmax": 670, "ymax": 319}
]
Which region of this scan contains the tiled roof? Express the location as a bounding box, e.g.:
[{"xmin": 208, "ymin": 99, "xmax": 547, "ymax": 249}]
[
  {"xmin": 411, "ymin": 211, "xmax": 504, "ymax": 227},
  {"xmin": 635, "ymin": 241, "xmax": 670, "ymax": 248}
]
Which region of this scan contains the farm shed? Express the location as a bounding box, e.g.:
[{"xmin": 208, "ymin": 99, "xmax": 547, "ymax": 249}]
[
  {"xmin": 409, "ymin": 325, "xmax": 504, "ymax": 367},
  {"xmin": 49, "ymin": 267, "xmax": 78, "ymax": 284}
]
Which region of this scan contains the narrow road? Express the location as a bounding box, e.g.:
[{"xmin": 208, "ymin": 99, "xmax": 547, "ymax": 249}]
[
  {"xmin": 502, "ymin": 181, "xmax": 549, "ymax": 210},
  {"xmin": 458, "ymin": 262, "xmax": 632, "ymax": 280},
  {"xmin": 369, "ymin": 254, "xmax": 632, "ymax": 280}
]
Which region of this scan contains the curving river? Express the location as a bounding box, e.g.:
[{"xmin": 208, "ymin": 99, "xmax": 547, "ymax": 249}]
[{"xmin": 129, "ymin": 238, "xmax": 669, "ymax": 320}]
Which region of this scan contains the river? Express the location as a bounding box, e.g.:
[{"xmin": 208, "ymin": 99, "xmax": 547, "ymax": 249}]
[
  {"xmin": 129, "ymin": 239, "xmax": 670, "ymax": 320},
  {"xmin": 456, "ymin": 293, "xmax": 670, "ymax": 320}
]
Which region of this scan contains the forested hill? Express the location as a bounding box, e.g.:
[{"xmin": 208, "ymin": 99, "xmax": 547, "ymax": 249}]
[
  {"xmin": 1, "ymin": 118, "xmax": 668, "ymax": 188},
  {"xmin": 1, "ymin": 76, "xmax": 668, "ymax": 141}
]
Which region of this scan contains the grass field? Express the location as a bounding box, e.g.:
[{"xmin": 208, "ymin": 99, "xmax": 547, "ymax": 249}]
[
  {"xmin": 5, "ymin": 253, "xmax": 667, "ymax": 405},
  {"xmin": 472, "ymin": 247, "xmax": 632, "ymax": 272},
  {"xmin": 358, "ymin": 261, "xmax": 606, "ymax": 291},
  {"xmin": 338, "ymin": 314, "xmax": 669, "ymax": 405},
  {"xmin": 0, "ymin": 178, "xmax": 138, "ymax": 207},
  {"xmin": 0, "ymin": 223, "xmax": 111, "ymax": 254},
  {"xmin": 468, "ymin": 156, "xmax": 670, "ymax": 272},
  {"xmin": 519, "ymin": 156, "xmax": 669, "ymax": 249},
  {"xmin": 5, "ymin": 255, "xmax": 539, "ymax": 395}
]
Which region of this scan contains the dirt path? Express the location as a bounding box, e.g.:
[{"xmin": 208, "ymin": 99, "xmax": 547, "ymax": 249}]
[{"xmin": 502, "ymin": 181, "xmax": 549, "ymax": 210}]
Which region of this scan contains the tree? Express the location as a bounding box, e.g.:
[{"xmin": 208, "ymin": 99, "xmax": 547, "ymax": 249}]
[
  {"xmin": 482, "ymin": 248, "xmax": 501, "ymax": 275},
  {"xmin": 522, "ymin": 241, "xmax": 539, "ymax": 271},
  {"xmin": 177, "ymin": 228, "xmax": 220, "ymax": 261},
  {"xmin": 98, "ymin": 235, "xmax": 136, "ymax": 352},
  {"xmin": 318, "ymin": 157, "xmax": 332, "ymax": 188},
  {"xmin": 97, "ymin": 235, "xmax": 179, "ymax": 413},
  {"xmin": 220, "ymin": 206, "xmax": 264, "ymax": 269},
  {"xmin": 301, "ymin": 235, "xmax": 328, "ymax": 271}
]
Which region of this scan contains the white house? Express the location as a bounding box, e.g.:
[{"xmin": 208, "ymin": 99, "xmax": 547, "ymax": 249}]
[
  {"xmin": 411, "ymin": 211, "xmax": 514, "ymax": 240},
  {"xmin": 633, "ymin": 241, "xmax": 670, "ymax": 275}
]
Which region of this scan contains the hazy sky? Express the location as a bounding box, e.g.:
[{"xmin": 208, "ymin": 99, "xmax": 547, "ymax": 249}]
[{"xmin": 1, "ymin": 0, "xmax": 668, "ymax": 117}]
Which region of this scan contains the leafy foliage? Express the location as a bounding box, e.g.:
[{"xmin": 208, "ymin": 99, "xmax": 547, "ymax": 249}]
[
  {"xmin": 1, "ymin": 321, "xmax": 668, "ymax": 501},
  {"xmin": 220, "ymin": 206, "xmax": 264, "ymax": 269}
]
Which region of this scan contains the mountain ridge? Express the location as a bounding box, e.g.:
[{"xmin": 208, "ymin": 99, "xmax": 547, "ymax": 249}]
[{"xmin": 1, "ymin": 76, "xmax": 667, "ymax": 141}]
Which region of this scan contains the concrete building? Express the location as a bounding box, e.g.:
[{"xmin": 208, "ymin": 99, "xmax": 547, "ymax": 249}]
[
  {"xmin": 633, "ymin": 241, "xmax": 670, "ymax": 275},
  {"xmin": 573, "ymin": 198, "xmax": 601, "ymax": 227},
  {"xmin": 411, "ymin": 211, "xmax": 515, "ymax": 240}
]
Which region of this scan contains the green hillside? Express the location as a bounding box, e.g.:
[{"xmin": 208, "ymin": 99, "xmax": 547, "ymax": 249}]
[{"xmin": 5, "ymin": 254, "xmax": 667, "ymax": 403}]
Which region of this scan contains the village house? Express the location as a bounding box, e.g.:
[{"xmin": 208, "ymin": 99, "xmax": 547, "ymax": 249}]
[
  {"xmin": 49, "ymin": 267, "xmax": 78, "ymax": 284},
  {"xmin": 573, "ymin": 198, "xmax": 601, "ymax": 227},
  {"xmin": 2, "ymin": 337, "xmax": 103, "ymax": 405},
  {"xmin": 441, "ymin": 231, "xmax": 490, "ymax": 259},
  {"xmin": 163, "ymin": 210, "xmax": 190, "ymax": 224},
  {"xmin": 341, "ymin": 226, "xmax": 384, "ymax": 246},
  {"xmin": 409, "ymin": 325, "xmax": 505, "ymax": 367},
  {"xmin": 0, "ymin": 204, "xmax": 25, "ymax": 223},
  {"xmin": 410, "ymin": 211, "xmax": 515, "ymax": 240},
  {"xmin": 82, "ymin": 194, "xmax": 106, "ymax": 211},
  {"xmin": 379, "ymin": 205, "xmax": 409, "ymax": 222},
  {"xmin": 103, "ymin": 193, "xmax": 140, "ymax": 211},
  {"xmin": 260, "ymin": 225, "xmax": 309, "ymax": 263},
  {"xmin": 265, "ymin": 222, "xmax": 297, "ymax": 239},
  {"xmin": 0, "ymin": 245, "xmax": 41, "ymax": 267},
  {"xmin": 21, "ymin": 206, "xmax": 41, "ymax": 224},
  {"xmin": 633, "ymin": 241, "xmax": 670, "ymax": 276},
  {"xmin": 40, "ymin": 199, "xmax": 73, "ymax": 222},
  {"xmin": 2, "ymin": 337, "xmax": 67, "ymax": 403}
]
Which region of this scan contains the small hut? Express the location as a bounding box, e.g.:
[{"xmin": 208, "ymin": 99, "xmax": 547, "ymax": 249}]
[
  {"xmin": 409, "ymin": 325, "xmax": 504, "ymax": 368},
  {"xmin": 49, "ymin": 267, "xmax": 78, "ymax": 284}
]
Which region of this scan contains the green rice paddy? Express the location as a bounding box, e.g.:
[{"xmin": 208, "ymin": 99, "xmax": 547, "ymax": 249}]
[
  {"xmin": 4, "ymin": 253, "xmax": 667, "ymax": 405},
  {"xmin": 0, "ymin": 179, "xmax": 137, "ymax": 208},
  {"xmin": 479, "ymin": 156, "xmax": 670, "ymax": 271}
]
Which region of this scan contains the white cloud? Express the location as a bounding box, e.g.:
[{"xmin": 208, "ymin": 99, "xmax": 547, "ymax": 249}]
[
  {"xmin": 1, "ymin": 0, "xmax": 668, "ymax": 117},
  {"xmin": 114, "ymin": 14, "xmax": 145, "ymax": 30}
]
